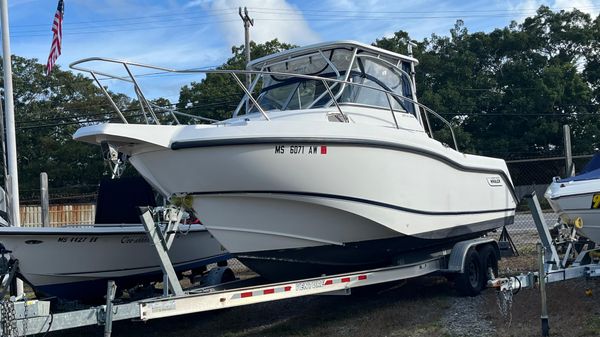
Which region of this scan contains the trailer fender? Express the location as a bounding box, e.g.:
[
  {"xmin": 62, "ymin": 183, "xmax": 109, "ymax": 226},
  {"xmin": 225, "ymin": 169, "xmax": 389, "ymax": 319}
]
[{"xmin": 444, "ymin": 238, "xmax": 499, "ymax": 274}]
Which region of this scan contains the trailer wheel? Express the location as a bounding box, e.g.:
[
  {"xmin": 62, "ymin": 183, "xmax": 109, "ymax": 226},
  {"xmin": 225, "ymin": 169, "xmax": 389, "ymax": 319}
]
[
  {"xmin": 479, "ymin": 244, "xmax": 499, "ymax": 288},
  {"xmin": 455, "ymin": 248, "xmax": 483, "ymax": 296}
]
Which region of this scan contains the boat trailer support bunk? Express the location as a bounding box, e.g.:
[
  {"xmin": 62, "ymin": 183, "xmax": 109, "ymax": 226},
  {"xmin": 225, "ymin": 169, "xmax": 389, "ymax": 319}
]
[
  {"xmin": 0, "ymin": 206, "xmax": 498, "ymax": 336},
  {"xmin": 139, "ymin": 207, "xmax": 184, "ymax": 297},
  {"xmin": 488, "ymin": 192, "xmax": 600, "ymax": 337}
]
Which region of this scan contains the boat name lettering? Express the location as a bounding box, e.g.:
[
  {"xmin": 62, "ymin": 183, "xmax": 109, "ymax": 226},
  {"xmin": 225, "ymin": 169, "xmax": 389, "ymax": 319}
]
[
  {"xmin": 57, "ymin": 236, "xmax": 99, "ymax": 243},
  {"xmin": 274, "ymin": 145, "xmax": 327, "ymax": 155},
  {"xmin": 121, "ymin": 236, "xmax": 150, "ymax": 244},
  {"xmin": 296, "ymin": 280, "xmax": 324, "ymax": 291},
  {"xmin": 486, "ymin": 177, "xmax": 503, "ymax": 187}
]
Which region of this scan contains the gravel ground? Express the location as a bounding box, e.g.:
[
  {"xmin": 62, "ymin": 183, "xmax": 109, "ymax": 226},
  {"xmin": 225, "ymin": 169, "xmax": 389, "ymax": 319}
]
[{"xmin": 442, "ymin": 295, "xmax": 495, "ymax": 337}]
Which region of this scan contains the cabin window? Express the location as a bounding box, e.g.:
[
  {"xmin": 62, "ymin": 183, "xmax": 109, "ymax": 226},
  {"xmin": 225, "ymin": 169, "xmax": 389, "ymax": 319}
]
[
  {"xmin": 248, "ymin": 48, "xmax": 415, "ymax": 114},
  {"xmin": 339, "ymin": 56, "xmax": 414, "ymax": 113},
  {"xmin": 252, "ymin": 49, "xmax": 353, "ymax": 112}
]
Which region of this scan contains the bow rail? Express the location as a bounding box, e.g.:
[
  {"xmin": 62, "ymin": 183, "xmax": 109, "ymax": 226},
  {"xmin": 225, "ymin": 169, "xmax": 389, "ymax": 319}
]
[{"xmin": 70, "ymin": 57, "xmax": 459, "ymax": 151}]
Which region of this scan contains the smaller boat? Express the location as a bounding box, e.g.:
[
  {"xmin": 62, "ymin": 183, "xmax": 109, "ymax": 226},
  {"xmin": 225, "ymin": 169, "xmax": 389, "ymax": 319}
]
[
  {"xmin": 545, "ymin": 153, "xmax": 600, "ymax": 244},
  {"xmin": 0, "ymin": 177, "xmax": 230, "ymax": 301},
  {"xmin": 0, "ymin": 223, "xmax": 228, "ymax": 301}
]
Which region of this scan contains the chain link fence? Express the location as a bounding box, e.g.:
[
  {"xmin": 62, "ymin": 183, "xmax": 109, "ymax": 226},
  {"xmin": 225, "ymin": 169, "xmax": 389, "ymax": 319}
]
[{"xmin": 504, "ymin": 154, "xmax": 593, "ymax": 252}]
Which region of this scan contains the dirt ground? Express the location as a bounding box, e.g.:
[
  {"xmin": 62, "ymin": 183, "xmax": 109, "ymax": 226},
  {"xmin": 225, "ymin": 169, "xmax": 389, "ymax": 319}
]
[{"xmin": 56, "ymin": 253, "xmax": 600, "ymax": 337}]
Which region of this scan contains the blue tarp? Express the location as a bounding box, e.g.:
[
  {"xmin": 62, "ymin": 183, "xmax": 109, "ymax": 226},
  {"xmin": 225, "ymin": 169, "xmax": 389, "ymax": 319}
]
[{"xmin": 559, "ymin": 153, "xmax": 600, "ymax": 182}]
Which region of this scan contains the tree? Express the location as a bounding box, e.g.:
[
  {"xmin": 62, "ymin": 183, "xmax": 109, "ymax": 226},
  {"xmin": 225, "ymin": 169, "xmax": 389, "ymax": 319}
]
[
  {"xmin": 374, "ymin": 6, "xmax": 598, "ymax": 160},
  {"xmin": 1, "ymin": 56, "xmax": 125, "ymax": 201}
]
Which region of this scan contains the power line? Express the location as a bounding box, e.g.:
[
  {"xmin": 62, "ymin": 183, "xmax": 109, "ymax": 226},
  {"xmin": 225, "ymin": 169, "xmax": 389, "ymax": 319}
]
[
  {"xmin": 247, "ymin": 5, "xmax": 600, "ymax": 14},
  {"xmin": 10, "ymin": 19, "xmax": 240, "ymax": 37},
  {"xmin": 10, "ymin": 4, "xmax": 597, "ymax": 32},
  {"xmin": 9, "ymin": 5, "xmax": 600, "ymax": 38},
  {"xmin": 9, "ymin": 7, "xmax": 239, "ymax": 28},
  {"xmin": 10, "ymin": 12, "xmax": 241, "ymax": 34}
]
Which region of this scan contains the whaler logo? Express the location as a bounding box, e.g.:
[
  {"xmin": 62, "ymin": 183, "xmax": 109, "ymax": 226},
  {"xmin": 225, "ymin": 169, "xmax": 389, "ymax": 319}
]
[{"xmin": 487, "ymin": 177, "xmax": 503, "ymax": 186}]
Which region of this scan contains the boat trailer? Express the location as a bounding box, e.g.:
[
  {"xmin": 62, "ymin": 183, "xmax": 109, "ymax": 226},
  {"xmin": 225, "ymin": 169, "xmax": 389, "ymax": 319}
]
[
  {"xmin": 0, "ymin": 206, "xmax": 501, "ymax": 336},
  {"xmin": 488, "ymin": 192, "xmax": 600, "ymax": 337}
]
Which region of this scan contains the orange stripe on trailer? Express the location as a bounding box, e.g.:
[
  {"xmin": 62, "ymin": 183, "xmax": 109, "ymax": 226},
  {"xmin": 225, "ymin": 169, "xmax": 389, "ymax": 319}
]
[
  {"xmin": 324, "ymin": 280, "xmax": 333, "ymax": 285},
  {"xmin": 241, "ymin": 292, "xmax": 253, "ymax": 298},
  {"xmin": 358, "ymin": 275, "xmax": 367, "ymax": 280},
  {"xmin": 284, "ymin": 286, "xmax": 292, "ymax": 291},
  {"xmin": 263, "ymin": 289, "xmax": 275, "ymax": 295},
  {"xmin": 341, "ymin": 277, "xmax": 350, "ymax": 283}
]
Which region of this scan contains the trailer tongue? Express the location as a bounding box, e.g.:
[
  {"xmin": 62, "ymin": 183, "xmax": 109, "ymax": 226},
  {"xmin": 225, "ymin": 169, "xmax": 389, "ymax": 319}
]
[{"xmin": 488, "ymin": 193, "xmax": 600, "ymax": 337}]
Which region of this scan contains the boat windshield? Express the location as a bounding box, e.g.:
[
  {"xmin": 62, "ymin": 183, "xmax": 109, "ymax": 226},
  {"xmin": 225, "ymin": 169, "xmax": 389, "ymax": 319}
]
[{"xmin": 248, "ymin": 48, "xmax": 414, "ymax": 114}]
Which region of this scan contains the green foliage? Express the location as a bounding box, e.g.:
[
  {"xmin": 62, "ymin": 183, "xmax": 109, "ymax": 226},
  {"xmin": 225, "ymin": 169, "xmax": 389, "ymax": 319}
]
[
  {"xmin": 0, "ymin": 57, "xmax": 120, "ymax": 200},
  {"xmin": 374, "ymin": 7, "xmax": 599, "ymax": 159}
]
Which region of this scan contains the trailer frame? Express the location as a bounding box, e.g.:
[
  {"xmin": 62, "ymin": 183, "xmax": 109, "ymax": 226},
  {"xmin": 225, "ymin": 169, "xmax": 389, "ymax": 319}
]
[{"xmin": 0, "ymin": 207, "xmax": 500, "ymax": 337}]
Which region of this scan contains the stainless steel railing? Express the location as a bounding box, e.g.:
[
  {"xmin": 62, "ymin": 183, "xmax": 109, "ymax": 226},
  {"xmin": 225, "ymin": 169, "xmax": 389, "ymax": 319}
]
[{"xmin": 70, "ymin": 57, "xmax": 458, "ymax": 151}]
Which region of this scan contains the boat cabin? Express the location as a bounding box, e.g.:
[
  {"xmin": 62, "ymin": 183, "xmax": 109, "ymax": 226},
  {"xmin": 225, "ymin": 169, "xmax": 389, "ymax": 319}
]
[{"xmin": 234, "ymin": 41, "xmax": 422, "ymax": 125}]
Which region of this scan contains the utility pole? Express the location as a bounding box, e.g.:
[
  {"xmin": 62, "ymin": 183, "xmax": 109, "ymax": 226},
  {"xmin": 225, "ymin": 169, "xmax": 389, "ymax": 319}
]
[
  {"xmin": 1, "ymin": 0, "xmax": 23, "ymax": 296},
  {"xmin": 238, "ymin": 7, "xmax": 253, "ymax": 89}
]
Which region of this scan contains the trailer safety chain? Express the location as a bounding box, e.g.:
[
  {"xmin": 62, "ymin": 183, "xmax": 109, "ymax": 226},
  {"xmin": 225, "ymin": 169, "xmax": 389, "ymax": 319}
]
[
  {"xmin": 496, "ymin": 281, "xmax": 514, "ymax": 327},
  {"xmin": 1, "ymin": 300, "xmax": 17, "ymax": 337},
  {"xmin": 22, "ymin": 300, "xmax": 28, "ymax": 337}
]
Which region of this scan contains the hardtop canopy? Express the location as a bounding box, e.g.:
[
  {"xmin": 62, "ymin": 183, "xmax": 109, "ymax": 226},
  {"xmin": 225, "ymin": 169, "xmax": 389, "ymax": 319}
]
[{"xmin": 247, "ymin": 40, "xmax": 419, "ymax": 70}]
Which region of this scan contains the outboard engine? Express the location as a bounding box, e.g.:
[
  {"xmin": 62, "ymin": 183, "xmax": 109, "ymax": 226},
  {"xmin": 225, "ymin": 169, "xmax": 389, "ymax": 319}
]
[{"xmin": 0, "ymin": 243, "xmax": 17, "ymax": 298}]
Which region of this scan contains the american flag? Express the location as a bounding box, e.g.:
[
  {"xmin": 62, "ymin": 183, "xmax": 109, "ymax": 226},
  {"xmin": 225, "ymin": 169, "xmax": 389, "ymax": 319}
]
[{"xmin": 46, "ymin": 0, "xmax": 64, "ymax": 75}]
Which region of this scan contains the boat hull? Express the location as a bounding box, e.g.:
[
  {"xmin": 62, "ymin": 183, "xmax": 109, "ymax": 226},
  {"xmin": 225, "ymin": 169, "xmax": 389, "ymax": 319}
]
[
  {"xmin": 546, "ymin": 179, "xmax": 600, "ymax": 244},
  {"xmin": 74, "ymin": 122, "xmax": 517, "ymax": 281},
  {"xmin": 130, "ymin": 138, "xmax": 514, "ymax": 280},
  {"xmin": 0, "ymin": 225, "xmax": 229, "ymax": 301}
]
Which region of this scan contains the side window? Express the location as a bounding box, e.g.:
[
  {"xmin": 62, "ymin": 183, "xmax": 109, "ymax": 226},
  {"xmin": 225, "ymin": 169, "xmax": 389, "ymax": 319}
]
[{"xmin": 340, "ymin": 58, "xmax": 403, "ymax": 110}]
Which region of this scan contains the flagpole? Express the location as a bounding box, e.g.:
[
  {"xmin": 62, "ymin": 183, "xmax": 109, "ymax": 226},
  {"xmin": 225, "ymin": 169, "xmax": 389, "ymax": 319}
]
[{"xmin": 0, "ymin": 0, "xmax": 23, "ymax": 296}]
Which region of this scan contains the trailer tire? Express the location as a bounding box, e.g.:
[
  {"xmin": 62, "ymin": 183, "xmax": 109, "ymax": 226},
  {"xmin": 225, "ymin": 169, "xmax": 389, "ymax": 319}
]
[
  {"xmin": 455, "ymin": 248, "xmax": 483, "ymax": 296},
  {"xmin": 479, "ymin": 244, "xmax": 499, "ymax": 289}
]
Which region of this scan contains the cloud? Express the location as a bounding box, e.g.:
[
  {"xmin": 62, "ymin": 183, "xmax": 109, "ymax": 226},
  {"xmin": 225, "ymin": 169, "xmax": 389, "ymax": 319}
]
[
  {"xmin": 553, "ymin": 0, "xmax": 599, "ymax": 17},
  {"xmin": 198, "ymin": 0, "xmax": 321, "ymax": 47}
]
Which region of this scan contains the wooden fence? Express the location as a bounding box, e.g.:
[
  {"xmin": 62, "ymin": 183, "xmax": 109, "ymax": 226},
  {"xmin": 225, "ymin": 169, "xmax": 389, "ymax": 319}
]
[{"xmin": 19, "ymin": 204, "xmax": 96, "ymax": 227}]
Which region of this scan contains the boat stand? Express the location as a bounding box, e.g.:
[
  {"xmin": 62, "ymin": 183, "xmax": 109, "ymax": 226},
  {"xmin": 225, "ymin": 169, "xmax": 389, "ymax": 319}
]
[
  {"xmin": 488, "ymin": 192, "xmax": 600, "ymax": 337},
  {"xmin": 139, "ymin": 206, "xmax": 184, "ymax": 296}
]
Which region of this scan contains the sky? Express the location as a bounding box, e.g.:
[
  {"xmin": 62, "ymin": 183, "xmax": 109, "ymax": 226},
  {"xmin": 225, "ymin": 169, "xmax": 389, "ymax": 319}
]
[{"xmin": 4, "ymin": 0, "xmax": 600, "ymax": 102}]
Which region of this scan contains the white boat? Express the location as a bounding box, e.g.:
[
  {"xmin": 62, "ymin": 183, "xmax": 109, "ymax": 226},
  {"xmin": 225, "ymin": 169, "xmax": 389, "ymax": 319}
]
[
  {"xmin": 545, "ymin": 154, "xmax": 600, "ymax": 243},
  {"xmin": 71, "ymin": 41, "xmax": 518, "ymax": 281},
  {"xmin": 0, "ymin": 178, "xmax": 230, "ymax": 301},
  {"xmin": 0, "ymin": 223, "xmax": 229, "ymax": 301}
]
